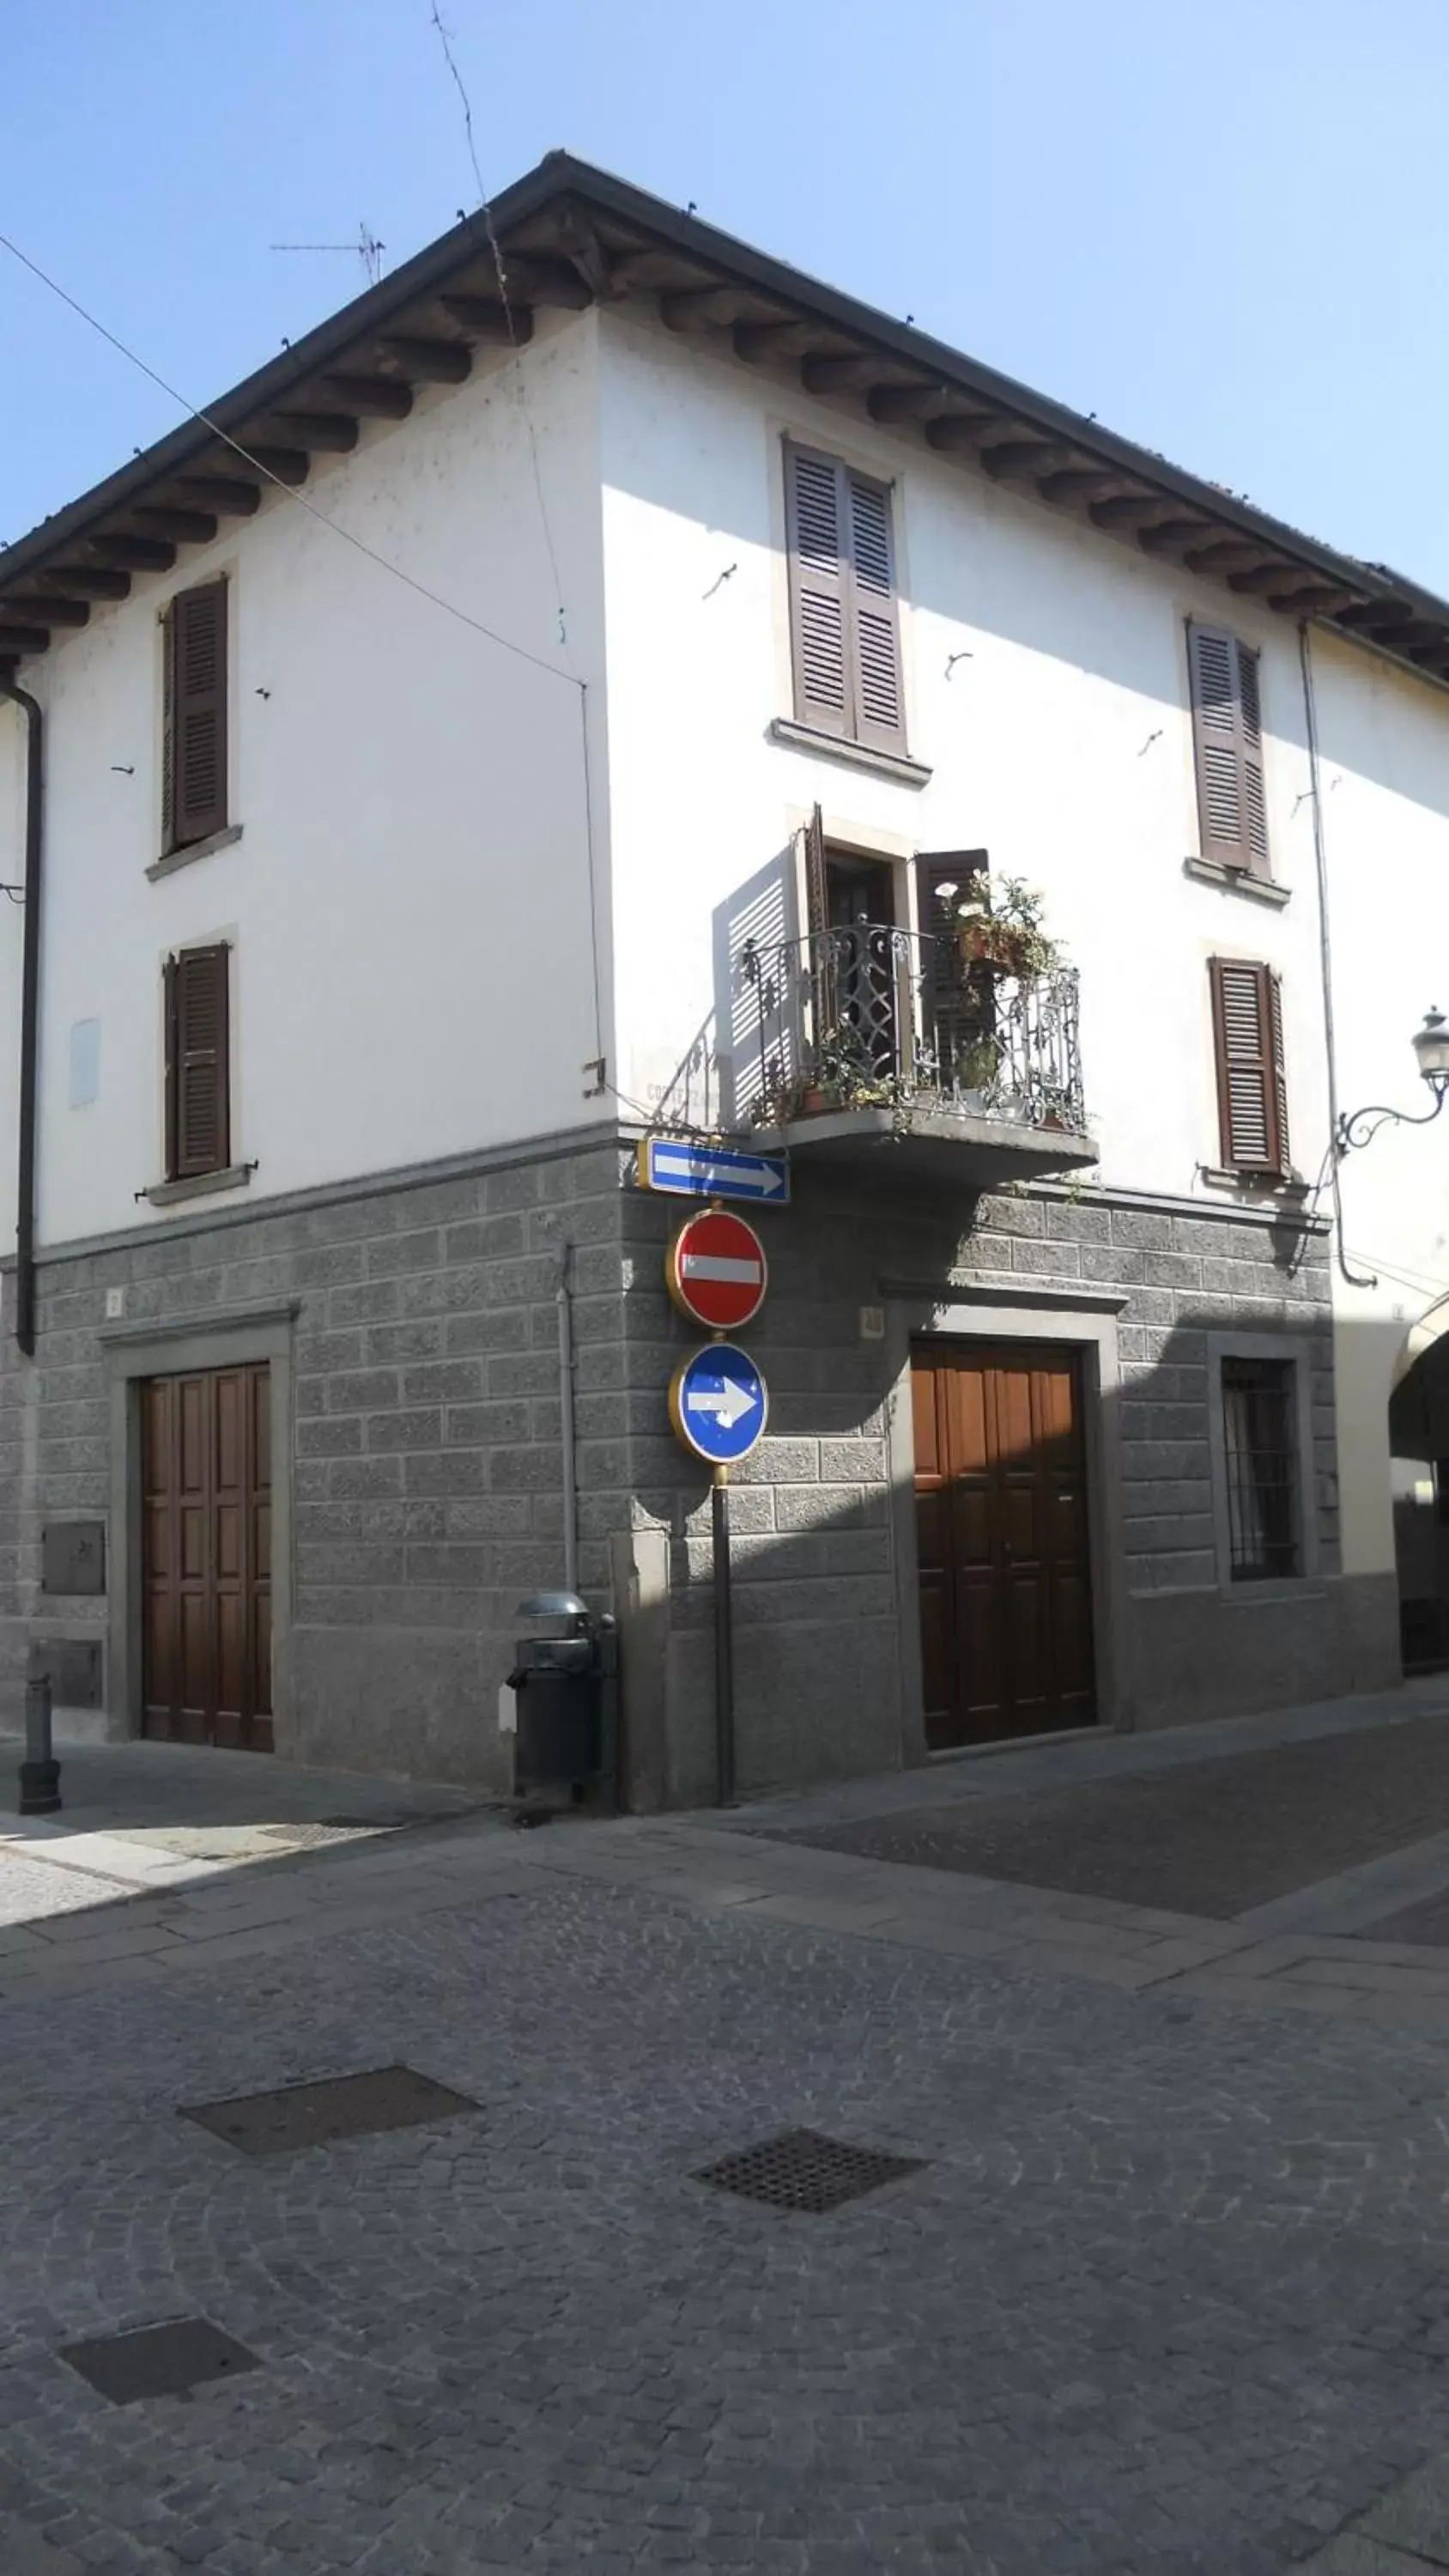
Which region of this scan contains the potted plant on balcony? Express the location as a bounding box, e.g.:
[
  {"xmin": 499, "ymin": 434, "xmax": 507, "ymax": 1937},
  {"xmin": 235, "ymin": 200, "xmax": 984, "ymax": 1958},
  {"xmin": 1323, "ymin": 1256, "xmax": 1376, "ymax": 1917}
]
[
  {"xmin": 954, "ymin": 875, "xmax": 1063, "ymax": 981},
  {"xmin": 767, "ymin": 1025, "xmax": 910, "ymax": 1121}
]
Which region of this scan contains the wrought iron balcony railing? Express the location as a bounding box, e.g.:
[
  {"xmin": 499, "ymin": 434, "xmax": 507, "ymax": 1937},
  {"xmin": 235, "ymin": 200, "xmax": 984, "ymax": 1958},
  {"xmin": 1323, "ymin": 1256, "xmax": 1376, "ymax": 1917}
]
[{"xmin": 737, "ymin": 920, "xmax": 1087, "ymax": 1135}]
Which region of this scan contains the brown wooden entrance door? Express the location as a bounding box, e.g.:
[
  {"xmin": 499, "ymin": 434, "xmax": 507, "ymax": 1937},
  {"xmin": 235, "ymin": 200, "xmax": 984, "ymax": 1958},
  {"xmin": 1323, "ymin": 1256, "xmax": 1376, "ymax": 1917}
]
[
  {"xmin": 142, "ymin": 1364, "xmax": 273, "ymax": 1749},
  {"xmin": 912, "ymin": 1340, "xmax": 1094, "ymax": 1748}
]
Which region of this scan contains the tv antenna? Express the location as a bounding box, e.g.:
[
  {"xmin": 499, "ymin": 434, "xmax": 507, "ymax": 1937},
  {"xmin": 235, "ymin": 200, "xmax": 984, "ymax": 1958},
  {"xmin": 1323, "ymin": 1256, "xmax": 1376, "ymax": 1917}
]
[{"xmin": 270, "ymin": 222, "xmax": 385, "ymax": 287}]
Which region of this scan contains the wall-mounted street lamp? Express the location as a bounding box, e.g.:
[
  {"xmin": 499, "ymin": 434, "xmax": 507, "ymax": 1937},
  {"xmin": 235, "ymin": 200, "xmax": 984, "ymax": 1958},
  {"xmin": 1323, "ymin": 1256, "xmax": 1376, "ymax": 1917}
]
[{"xmin": 1337, "ymin": 1009, "xmax": 1449, "ymax": 1155}]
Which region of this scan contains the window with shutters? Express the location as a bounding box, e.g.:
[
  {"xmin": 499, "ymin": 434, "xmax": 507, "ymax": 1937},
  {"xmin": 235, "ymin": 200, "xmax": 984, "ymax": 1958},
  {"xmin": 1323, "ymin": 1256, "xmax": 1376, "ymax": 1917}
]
[
  {"xmin": 1210, "ymin": 957, "xmax": 1290, "ymax": 1176},
  {"xmin": 162, "ymin": 580, "xmax": 228, "ymax": 853},
  {"xmin": 1187, "ymin": 623, "xmax": 1269, "ymax": 878},
  {"xmin": 785, "ymin": 442, "xmax": 906, "ymax": 756},
  {"xmin": 164, "ymin": 944, "xmax": 231, "ymax": 1182}
]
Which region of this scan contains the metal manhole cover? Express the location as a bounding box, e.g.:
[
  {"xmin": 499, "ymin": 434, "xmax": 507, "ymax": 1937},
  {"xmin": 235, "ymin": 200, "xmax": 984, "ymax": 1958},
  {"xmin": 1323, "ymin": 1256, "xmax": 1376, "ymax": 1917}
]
[
  {"xmin": 60, "ymin": 2317, "xmax": 260, "ymax": 2406},
  {"xmin": 694, "ymin": 2127, "xmax": 927, "ymax": 2214},
  {"xmin": 179, "ymin": 2063, "xmax": 480, "ymax": 2158}
]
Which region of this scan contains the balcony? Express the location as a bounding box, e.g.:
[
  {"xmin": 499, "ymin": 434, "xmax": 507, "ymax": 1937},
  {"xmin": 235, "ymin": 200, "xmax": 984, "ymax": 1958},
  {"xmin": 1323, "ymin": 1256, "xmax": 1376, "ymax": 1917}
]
[{"xmin": 736, "ymin": 920, "xmax": 1097, "ymax": 1184}]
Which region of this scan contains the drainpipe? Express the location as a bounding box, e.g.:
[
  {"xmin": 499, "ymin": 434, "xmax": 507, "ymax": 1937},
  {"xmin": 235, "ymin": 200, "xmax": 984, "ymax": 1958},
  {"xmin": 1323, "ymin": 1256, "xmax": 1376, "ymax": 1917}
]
[
  {"xmin": 0, "ymin": 675, "xmax": 42, "ymax": 1355},
  {"xmin": 556, "ymin": 1247, "xmax": 579, "ymax": 1593},
  {"xmin": 1298, "ymin": 623, "xmax": 1374, "ymax": 1289}
]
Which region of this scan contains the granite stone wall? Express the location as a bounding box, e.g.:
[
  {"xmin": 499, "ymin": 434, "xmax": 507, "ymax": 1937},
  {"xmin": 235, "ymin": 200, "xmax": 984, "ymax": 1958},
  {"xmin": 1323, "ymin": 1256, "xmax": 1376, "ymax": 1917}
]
[{"xmin": 0, "ymin": 1132, "xmax": 1395, "ymax": 1803}]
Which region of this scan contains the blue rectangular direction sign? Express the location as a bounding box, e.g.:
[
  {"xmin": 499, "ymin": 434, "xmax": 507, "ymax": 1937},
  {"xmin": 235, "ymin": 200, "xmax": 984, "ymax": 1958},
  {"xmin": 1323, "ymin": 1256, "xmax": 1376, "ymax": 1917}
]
[{"xmin": 638, "ymin": 1138, "xmax": 790, "ymax": 1206}]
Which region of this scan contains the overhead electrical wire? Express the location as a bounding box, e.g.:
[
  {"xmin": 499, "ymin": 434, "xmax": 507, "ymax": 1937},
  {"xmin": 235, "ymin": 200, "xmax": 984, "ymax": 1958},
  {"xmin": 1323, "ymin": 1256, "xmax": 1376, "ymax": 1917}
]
[
  {"xmin": 0, "ymin": 226, "xmax": 573, "ymax": 689},
  {"xmin": 0, "ymin": 216, "xmax": 611, "ymax": 1079}
]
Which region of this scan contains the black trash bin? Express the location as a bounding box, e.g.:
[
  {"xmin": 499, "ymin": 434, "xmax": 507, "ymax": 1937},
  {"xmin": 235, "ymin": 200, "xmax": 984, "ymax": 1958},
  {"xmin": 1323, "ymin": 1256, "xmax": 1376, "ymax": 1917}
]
[{"xmin": 506, "ymin": 1591, "xmax": 617, "ymax": 1802}]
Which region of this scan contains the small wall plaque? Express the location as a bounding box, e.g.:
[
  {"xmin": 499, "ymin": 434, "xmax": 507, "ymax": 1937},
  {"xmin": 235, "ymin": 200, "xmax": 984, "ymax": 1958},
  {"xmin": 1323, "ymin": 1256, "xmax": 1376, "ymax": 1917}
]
[{"xmin": 42, "ymin": 1522, "xmax": 106, "ymax": 1596}]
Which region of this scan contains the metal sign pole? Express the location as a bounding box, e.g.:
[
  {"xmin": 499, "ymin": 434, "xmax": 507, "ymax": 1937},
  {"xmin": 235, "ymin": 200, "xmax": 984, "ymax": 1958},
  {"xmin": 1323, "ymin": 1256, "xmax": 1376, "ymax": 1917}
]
[{"xmin": 712, "ymin": 1465, "xmax": 736, "ymax": 1808}]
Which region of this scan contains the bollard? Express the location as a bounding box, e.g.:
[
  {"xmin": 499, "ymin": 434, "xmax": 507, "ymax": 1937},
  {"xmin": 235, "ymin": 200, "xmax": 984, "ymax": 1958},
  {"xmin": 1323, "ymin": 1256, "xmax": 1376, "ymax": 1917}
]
[{"xmin": 18, "ymin": 1674, "xmax": 61, "ymax": 1816}]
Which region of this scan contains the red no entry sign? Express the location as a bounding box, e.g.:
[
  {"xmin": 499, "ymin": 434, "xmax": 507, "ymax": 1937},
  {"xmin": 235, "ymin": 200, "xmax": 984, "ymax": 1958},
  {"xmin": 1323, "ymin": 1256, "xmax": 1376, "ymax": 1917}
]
[{"xmin": 666, "ymin": 1208, "xmax": 768, "ymax": 1331}]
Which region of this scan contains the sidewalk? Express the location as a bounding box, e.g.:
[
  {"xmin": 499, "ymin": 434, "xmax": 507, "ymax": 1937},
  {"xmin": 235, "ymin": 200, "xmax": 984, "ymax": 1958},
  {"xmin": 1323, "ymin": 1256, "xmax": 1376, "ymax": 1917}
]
[{"xmin": 3, "ymin": 1678, "xmax": 1449, "ymax": 2029}]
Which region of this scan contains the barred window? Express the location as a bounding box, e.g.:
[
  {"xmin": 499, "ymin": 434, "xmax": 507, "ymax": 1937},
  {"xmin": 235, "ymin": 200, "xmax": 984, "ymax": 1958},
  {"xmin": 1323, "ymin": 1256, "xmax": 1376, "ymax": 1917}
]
[{"xmin": 1222, "ymin": 1357, "xmax": 1299, "ymax": 1580}]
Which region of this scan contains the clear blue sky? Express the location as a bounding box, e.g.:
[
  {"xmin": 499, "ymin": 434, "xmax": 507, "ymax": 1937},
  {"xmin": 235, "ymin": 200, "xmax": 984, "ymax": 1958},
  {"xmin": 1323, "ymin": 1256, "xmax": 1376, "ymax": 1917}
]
[{"xmin": 3, "ymin": 0, "xmax": 1446, "ymax": 586}]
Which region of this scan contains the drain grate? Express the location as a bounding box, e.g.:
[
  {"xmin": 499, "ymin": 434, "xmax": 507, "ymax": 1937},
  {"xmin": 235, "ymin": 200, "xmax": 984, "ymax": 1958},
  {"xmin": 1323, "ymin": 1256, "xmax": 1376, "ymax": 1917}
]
[
  {"xmin": 694, "ymin": 2126, "xmax": 927, "ymax": 2214},
  {"xmin": 60, "ymin": 2317, "xmax": 260, "ymax": 2406},
  {"xmin": 179, "ymin": 2063, "xmax": 481, "ymax": 2158}
]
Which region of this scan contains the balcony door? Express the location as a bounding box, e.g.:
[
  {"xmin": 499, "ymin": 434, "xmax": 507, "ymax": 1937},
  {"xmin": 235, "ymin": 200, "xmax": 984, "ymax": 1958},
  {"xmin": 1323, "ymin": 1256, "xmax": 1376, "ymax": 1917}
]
[
  {"xmin": 912, "ymin": 1338, "xmax": 1095, "ymax": 1747},
  {"xmin": 816, "ymin": 850, "xmax": 897, "ymax": 1080}
]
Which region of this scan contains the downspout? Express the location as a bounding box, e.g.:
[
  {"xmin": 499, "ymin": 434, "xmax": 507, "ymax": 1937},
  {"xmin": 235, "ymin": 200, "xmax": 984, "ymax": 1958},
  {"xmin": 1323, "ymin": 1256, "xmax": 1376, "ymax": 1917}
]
[
  {"xmin": 0, "ymin": 675, "xmax": 42, "ymax": 1355},
  {"xmin": 556, "ymin": 1247, "xmax": 579, "ymax": 1594},
  {"xmin": 1297, "ymin": 622, "xmax": 1374, "ymax": 1289}
]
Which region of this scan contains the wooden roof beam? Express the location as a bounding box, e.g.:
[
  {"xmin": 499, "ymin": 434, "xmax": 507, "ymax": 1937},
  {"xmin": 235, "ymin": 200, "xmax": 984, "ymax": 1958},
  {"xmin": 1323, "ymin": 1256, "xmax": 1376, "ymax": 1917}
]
[
  {"xmin": 242, "ymin": 446, "xmax": 312, "ymax": 486},
  {"xmin": 1228, "ymin": 561, "xmax": 1316, "ymax": 594},
  {"xmin": 321, "ymin": 375, "xmax": 415, "ymax": 418},
  {"xmin": 438, "ymin": 298, "xmax": 534, "ymax": 345},
  {"xmin": 1184, "ymin": 538, "xmax": 1267, "ymax": 574},
  {"xmin": 869, "ymin": 385, "xmax": 959, "ymax": 425},
  {"xmin": 173, "ymin": 477, "xmax": 263, "ymax": 515},
  {"xmin": 45, "ymin": 564, "xmax": 131, "ymax": 599},
  {"xmin": 1036, "ymin": 468, "xmax": 1130, "ymax": 506},
  {"xmin": 1270, "ymin": 583, "xmax": 1364, "ymax": 616},
  {"xmin": 257, "ymin": 413, "xmax": 358, "ymax": 453},
  {"xmin": 0, "ymin": 624, "xmax": 51, "ymax": 656},
  {"xmin": 734, "ymin": 319, "xmax": 822, "ymax": 363},
  {"xmin": 1089, "ymin": 495, "xmax": 1176, "ymax": 531},
  {"xmin": 801, "ymin": 353, "xmax": 894, "ymax": 395},
  {"xmin": 1137, "ymin": 519, "xmax": 1216, "ymax": 556},
  {"xmin": 979, "ymin": 439, "xmax": 1075, "ymax": 482},
  {"xmin": 133, "ymin": 507, "xmax": 219, "ymax": 544},
  {"xmin": 494, "ymin": 251, "xmax": 592, "ymax": 308},
  {"xmin": 3, "ymin": 594, "xmax": 89, "ymax": 628},
  {"xmin": 924, "ymin": 414, "xmax": 1019, "ymax": 456},
  {"xmin": 659, "ymin": 286, "xmax": 741, "ymax": 331},
  {"xmin": 90, "ymin": 533, "xmax": 176, "ymax": 572},
  {"xmin": 544, "ymin": 210, "xmax": 617, "ymax": 300},
  {"xmin": 1355, "ymin": 617, "xmax": 1438, "ymax": 650},
  {"xmin": 376, "ymin": 337, "xmax": 471, "ymax": 385}
]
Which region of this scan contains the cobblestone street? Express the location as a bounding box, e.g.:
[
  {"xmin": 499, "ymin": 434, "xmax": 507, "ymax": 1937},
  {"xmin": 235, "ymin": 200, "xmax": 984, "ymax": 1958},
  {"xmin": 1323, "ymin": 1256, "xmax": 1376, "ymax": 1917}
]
[{"xmin": 7, "ymin": 1701, "xmax": 1449, "ymax": 2572}]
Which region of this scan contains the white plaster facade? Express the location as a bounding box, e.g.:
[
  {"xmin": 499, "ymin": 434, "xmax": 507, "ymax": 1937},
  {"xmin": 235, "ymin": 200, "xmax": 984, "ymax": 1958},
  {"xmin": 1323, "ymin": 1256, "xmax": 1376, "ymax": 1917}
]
[{"xmin": 0, "ymin": 310, "xmax": 613, "ymax": 1249}]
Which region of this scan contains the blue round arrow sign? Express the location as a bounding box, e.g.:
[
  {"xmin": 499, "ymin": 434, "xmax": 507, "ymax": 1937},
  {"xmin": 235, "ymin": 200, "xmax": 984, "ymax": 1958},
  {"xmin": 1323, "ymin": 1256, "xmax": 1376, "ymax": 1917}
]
[{"xmin": 669, "ymin": 1341, "xmax": 768, "ymax": 1467}]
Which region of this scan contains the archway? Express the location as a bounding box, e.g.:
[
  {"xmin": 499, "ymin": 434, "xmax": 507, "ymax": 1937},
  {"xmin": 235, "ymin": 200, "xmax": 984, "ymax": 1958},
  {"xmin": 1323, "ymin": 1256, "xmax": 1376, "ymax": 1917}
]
[{"xmin": 1389, "ymin": 1305, "xmax": 1449, "ymax": 1671}]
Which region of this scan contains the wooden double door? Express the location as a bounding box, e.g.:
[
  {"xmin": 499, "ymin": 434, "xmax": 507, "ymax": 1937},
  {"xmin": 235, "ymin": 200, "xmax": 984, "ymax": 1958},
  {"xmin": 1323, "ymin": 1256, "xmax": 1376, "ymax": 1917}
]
[
  {"xmin": 142, "ymin": 1364, "xmax": 273, "ymax": 1749},
  {"xmin": 912, "ymin": 1340, "xmax": 1095, "ymax": 1748}
]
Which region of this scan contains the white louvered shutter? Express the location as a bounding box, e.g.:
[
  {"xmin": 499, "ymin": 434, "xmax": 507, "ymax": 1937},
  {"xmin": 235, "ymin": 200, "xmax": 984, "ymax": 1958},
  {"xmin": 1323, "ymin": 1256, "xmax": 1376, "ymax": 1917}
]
[
  {"xmin": 846, "ymin": 471, "xmax": 906, "ymax": 751},
  {"xmin": 785, "ymin": 446, "xmax": 850, "ymax": 736},
  {"xmin": 1190, "ymin": 623, "xmax": 1270, "ymax": 878},
  {"xmin": 1211, "ymin": 958, "xmax": 1287, "ymax": 1173}
]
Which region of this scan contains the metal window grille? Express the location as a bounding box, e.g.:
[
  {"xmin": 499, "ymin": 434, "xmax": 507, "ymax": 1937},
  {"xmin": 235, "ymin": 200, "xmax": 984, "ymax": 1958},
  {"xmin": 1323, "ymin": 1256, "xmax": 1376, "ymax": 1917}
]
[{"xmin": 1222, "ymin": 1357, "xmax": 1299, "ymax": 1580}]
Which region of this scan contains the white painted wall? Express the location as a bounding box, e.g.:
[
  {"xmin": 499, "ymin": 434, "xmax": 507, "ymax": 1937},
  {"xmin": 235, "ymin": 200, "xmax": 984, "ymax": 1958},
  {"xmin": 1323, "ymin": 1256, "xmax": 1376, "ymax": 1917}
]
[
  {"xmin": 1306, "ymin": 630, "xmax": 1449, "ymax": 1580},
  {"xmin": 0, "ymin": 702, "xmax": 23, "ymax": 1263},
  {"xmin": 0, "ymin": 309, "xmax": 610, "ymax": 1252},
  {"xmin": 597, "ymin": 306, "xmax": 1335, "ymax": 1204}
]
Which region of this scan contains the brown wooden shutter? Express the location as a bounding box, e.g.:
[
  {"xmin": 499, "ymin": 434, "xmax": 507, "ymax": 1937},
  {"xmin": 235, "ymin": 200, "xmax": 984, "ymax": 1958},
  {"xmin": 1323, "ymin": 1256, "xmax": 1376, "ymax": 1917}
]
[
  {"xmin": 1210, "ymin": 957, "xmax": 1288, "ymax": 1173},
  {"xmin": 166, "ymin": 943, "xmax": 231, "ymax": 1180},
  {"xmin": 786, "ymin": 446, "xmax": 850, "ymax": 737},
  {"xmin": 168, "ymin": 580, "xmax": 227, "ymax": 849},
  {"xmin": 1189, "ymin": 623, "xmax": 1269, "ymax": 877},
  {"xmin": 1267, "ymin": 967, "xmax": 1290, "ymax": 1168},
  {"xmin": 803, "ymin": 802, "xmax": 828, "ymax": 939},
  {"xmin": 846, "ymin": 471, "xmax": 906, "ymax": 753}
]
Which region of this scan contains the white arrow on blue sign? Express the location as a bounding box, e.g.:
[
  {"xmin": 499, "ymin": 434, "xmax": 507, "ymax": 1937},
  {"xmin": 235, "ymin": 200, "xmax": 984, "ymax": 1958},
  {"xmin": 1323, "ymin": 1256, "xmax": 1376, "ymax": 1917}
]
[
  {"xmin": 669, "ymin": 1342, "xmax": 769, "ymax": 1467},
  {"xmin": 639, "ymin": 1138, "xmax": 790, "ymax": 1205}
]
